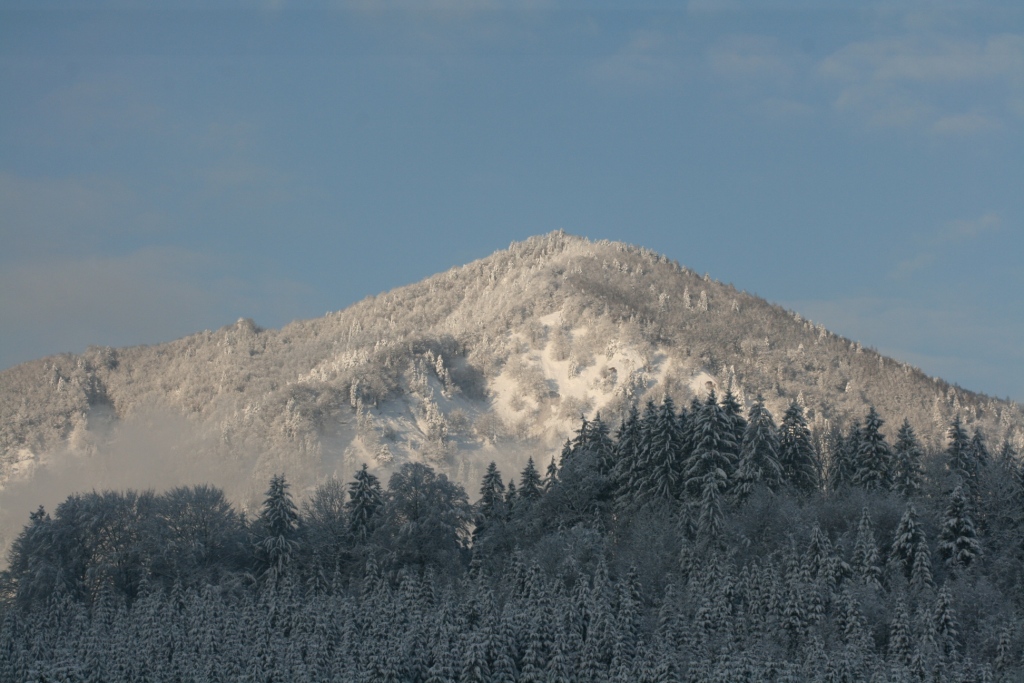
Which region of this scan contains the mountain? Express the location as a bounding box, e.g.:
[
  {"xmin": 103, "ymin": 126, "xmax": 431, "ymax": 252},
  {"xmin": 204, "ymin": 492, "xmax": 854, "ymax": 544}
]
[{"xmin": 1, "ymin": 232, "xmax": 1021, "ymax": 534}]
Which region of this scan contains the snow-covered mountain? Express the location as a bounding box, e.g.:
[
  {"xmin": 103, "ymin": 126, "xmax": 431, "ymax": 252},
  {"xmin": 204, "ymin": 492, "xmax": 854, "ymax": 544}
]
[{"xmin": 1, "ymin": 232, "xmax": 1021, "ymax": 528}]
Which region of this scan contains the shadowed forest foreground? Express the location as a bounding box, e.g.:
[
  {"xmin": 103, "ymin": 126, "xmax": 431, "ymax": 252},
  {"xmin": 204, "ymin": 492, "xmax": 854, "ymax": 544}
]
[{"xmin": 2, "ymin": 393, "xmax": 1023, "ymax": 682}]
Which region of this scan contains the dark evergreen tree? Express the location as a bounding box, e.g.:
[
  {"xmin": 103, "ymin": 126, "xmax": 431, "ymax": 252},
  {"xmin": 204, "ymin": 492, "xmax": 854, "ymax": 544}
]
[
  {"xmin": 890, "ymin": 504, "xmax": 931, "ymax": 588},
  {"xmin": 518, "ymin": 458, "xmax": 543, "ymax": 504},
  {"xmin": 778, "ymin": 401, "xmax": 819, "ymax": 494},
  {"xmin": 685, "ymin": 391, "xmax": 736, "ymax": 540},
  {"xmin": 254, "ymin": 474, "xmax": 300, "ymax": 583},
  {"xmin": 719, "ymin": 387, "xmax": 747, "ymax": 464},
  {"xmin": 947, "ymin": 415, "xmax": 977, "ymax": 491},
  {"xmin": 892, "ymin": 419, "xmax": 924, "ymax": 498},
  {"xmin": 828, "ymin": 421, "xmax": 859, "ymax": 493},
  {"xmin": 853, "ymin": 406, "xmax": 893, "ymax": 491},
  {"xmin": 733, "ymin": 393, "xmax": 782, "ymax": 499},
  {"xmin": 938, "ymin": 485, "xmax": 982, "ymax": 573},
  {"xmin": 636, "ymin": 396, "xmax": 687, "ymax": 505},
  {"xmin": 346, "ymin": 463, "xmax": 384, "ymax": 544},
  {"xmin": 543, "ymin": 455, "xmax": 560, "ymax": 493},
  {"xmin": 851, "ymin": 507, "xmax": 882, "ymax": 590}
]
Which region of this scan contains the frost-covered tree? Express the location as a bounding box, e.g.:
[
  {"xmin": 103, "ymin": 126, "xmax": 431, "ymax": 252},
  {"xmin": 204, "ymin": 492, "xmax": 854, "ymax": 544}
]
[
  {"xmin": 346, "ymin": 464, "xmax": 384, "ymax": 544},
  {"xmin": 254, "ymin": 474, "xmax": 300, "ymax": 583},
  {"xmin": 851, "ymin": 507, "xmax": 882, "ymax": 590},
  {"xmin": 938, "ymin": 485, "xmax": 981, "ymax": 573},
  {"xmin": 518, "ymin": 458, "xmax": 543, "ymax": 505},
  {"xmin": 892, "ymin": 419, "xmax": 924, "ymax": 498},
  {"xmin": 639, "ymin": 396, "xmax": 688, "ymax": 504},
  {"xmin": 947, "ymin": 416, "xmax": 977, "ymax": 491},
  {"xmin": 779, "ymin": 401, "xmax": 819, "ymax": 494},
  {"xmin": 890, "ymin": 504, "xmax": 932, "ymax": 589},
  {"xmin": 853, "ymin": 406, "xmax": 893, "ymax": 491},
  {"xmin": 828, "ymin": 421, "xmax": 859, "ymax": 493},
  {"xmin": 733, "ymin": 394, "xmax": 783, "ymax": 500},
  {"xmin": 685, "ymin": 392, "xmax": 735, "ymax": 540}
]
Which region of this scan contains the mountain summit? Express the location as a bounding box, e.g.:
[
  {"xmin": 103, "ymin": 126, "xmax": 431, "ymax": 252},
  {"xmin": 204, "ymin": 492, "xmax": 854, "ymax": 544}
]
[{"xmin": 1, "ymin": 232, "xmax": 1020, "ymax": 514}]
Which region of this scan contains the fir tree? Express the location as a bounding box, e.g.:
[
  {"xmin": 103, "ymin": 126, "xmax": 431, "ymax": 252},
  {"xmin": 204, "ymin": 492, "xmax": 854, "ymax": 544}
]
[
  {"xmin": 543, "ymin": 456, "xmax": 560, "ymax": 493},
  {"xmin": 828, "ymin": 421, "xmax": 859, "ymax": 493},
  {"xmin": 518, "ymin": 458, "xmax": 543, "ymax": 504},
  {"xmin": 612, "ymin": 404, "xmax": 643, "ymax": 506},
  {"xmin": 733, "ymin": 393, "xmax": 783, "ymax": 499},
  {"xmin": 640, "ymin": 396, "xmax": 688, "ymax": 503},
  {"xmin": 254, "ymin": 474, "xmax": 300, "ymax": 583},
  {"xmin": 890, "ymin": 505, "xmax": 930, "ymax": 587},
  {"xmin": 778, "ymin": 401, "xmax": 820, "ymax": 494},
  {"xmin": 851, "ymin": 507, "xmax": 882, "ymax": 590},
  {"xmin": 346, "ymin": 464, "xmax": 384, "ymax": 543},
  {"xmin": 947, "ymin": 416, "xmax": 977, "ymax": 492},
  {"xmin": 685, "ymin": 392, "xmax": 735, "ymax": 540},
  {"xmin": 931, "ymin": 585, "xmax": 959, "ymax": 660},
  {"xmin": 892, "ymin": 419, "xmax": 924, "ymax": 498},
  {"xmin": 938, "ymin": 485, "xmax": 982, "ymax": 573},
  {"xmin": 853, "ymin": 406, "xmax": 893, "ymax": 491}
]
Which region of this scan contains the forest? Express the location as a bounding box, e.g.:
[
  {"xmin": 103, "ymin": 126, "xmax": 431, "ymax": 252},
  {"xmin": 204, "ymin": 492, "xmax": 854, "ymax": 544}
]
[{"xmin": 1, "ymin": 390, "xmax": 1023, "ymax": 682}]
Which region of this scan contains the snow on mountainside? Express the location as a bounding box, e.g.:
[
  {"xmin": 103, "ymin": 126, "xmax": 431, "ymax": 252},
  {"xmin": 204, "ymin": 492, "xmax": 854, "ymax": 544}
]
[{"xmin": 1, "ymin": 232, "xmax": 1022, "ymax": 529}]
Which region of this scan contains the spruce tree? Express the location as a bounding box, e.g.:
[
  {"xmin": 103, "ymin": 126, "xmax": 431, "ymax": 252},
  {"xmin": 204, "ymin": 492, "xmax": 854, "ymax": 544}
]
[
  {"xmin": 518, "ymin": 458, "xmax": 543, "ymax": 504},
  {"xmin": 720, "ymin": 387, "xmax": 747, "ymax": 464},
  {"xmin": 685, "ymin": 392, "xmax": 735, "ymax": 539},
  {"xmin": 612, "ymin": 405, "xmax": 643, "ymax": 506},
  {"xmin": 938, "ymin": 485, "xmax": 982, "ymax": 573},
  {"xmin": 890, "ymin": 505, "xmax": 929, "ymax": 585},
  {"xmin": 853, "ymin": 406, "xmax": 893, "ymax": 491},
  {"xmin": 733, "ymin": 393, "xmax": 782, "ymax": 499},
  {"xmin": 778, "ymin": 401, "xmax": 820, "ymax": 494},
  {"xmin": 639, "ymin": 396, "xmax": 688, "ymax": 504},
  {"xmin": 851, "ymin": 507, "xmax": 882, "ymax": 590},
  {"xmin": 346, "ymin": 464, "xmax": 384, "ymax": 543},
  {"xmin": 892, "ymin": 419, "xmax": 924, "ymax": 498},
  {"xmin": 828, "ymin": 421, "xmax": 859, "ymax": 493},
  {"xmin": 254, "ymin": 474, "xmax": 300, "ymax": 583},
  {"xmin": 947, "ymin": 416, "xmax": 977, "ymax": 491}
]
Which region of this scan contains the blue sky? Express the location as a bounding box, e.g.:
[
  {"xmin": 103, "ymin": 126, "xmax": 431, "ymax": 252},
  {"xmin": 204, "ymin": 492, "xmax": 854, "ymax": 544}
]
[{"xmin": 1, "ymin": 1, "xmax": 1022, "ymax": 401}]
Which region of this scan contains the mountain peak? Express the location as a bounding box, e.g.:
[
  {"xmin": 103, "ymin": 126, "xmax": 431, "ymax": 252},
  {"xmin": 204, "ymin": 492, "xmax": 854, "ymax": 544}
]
[{"xmin": 0, "ymin": 235, "xmax": 1021, "ymax": 543}]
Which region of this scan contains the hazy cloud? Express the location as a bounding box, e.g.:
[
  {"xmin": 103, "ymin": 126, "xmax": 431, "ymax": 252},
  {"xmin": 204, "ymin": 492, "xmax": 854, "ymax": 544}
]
[
  {"xmin": 0, "ymin": 248, "xmax": 315, "ymax": 371},
  {"xmin": 892, "ymin": 212, "xmax": 1002, "ymax": 278},
  {"xmin": 820, "ymin": 32, "xmax": 1024, "ymax": 131},
  {"xmin": 589, "ymin": 30, "xmax": 686, "ymax": 89}
]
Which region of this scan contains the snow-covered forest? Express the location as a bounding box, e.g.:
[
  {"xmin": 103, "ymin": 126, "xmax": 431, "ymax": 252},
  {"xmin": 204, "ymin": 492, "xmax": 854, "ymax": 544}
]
[{"xmin": 3, "ymin": 394, "xmax": 1023, "ymax": 682}]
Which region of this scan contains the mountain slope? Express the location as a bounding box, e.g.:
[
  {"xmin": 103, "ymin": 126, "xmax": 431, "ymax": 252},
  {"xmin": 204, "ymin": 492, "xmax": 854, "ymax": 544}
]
[{"xmin": 1, "ymin": 232, "xmax": 1021, "ymax": 517}]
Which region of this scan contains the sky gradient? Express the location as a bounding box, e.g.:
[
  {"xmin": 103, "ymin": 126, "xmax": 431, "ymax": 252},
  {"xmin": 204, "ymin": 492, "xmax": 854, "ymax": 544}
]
[{"xmin": 2, "ymin": 1, "xmax": 1023, "ymax": 401}]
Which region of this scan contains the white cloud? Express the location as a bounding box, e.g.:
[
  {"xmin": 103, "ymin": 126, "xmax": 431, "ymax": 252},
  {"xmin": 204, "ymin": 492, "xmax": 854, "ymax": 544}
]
[
  {"xmin": 819, "ymin": 32, "xmax": 1024, "ymax": 132},
  {"xmin": 890, "ymin": 212, "xmax": 1002, "ymax": 279},
  {"xmin": 589, "ymin": 30, "xmax": 686, "ymax": 89}
]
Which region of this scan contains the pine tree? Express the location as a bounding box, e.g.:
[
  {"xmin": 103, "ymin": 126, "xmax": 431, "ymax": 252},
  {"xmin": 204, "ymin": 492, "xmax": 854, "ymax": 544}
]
[
  {"xmin": 888, "ymin": 597, "xmax": 914, "ymax": 667},
  {"xmin": 828, "ymin": 421, "xmax": 859, "ymax": 493},
  {"xmin": 640, "ymin": 396, "xmax": 688, "ymax": 504},
  {"xmin": 684, "ymin": 392, "xmax": 735, "ymax": 540},
  {"xmin": 254, "ymin": 474, "xmax": 300, "ymax": 583},
  {"xmin": 519, "ymin": 458, "xmax": 543, "ymax": 504},
  {"xmin": 347, "ymin": 464, "xmax": 384, "ymax": 543},
  {"xmin": 890, "ymin": 505, "xmax": 930, "ymax": 587},
  {"xmin": 892, "ymin": 419, "xmax": 924, "ymax": 498},
  {"xmin": 719, "ymin": 387, "xmax": 747, "ymax": 465},
  {"xmin": 853, "ymin": 406, "xmax": 893, "ymax": 491},
  {"xmin": 733, "ymin": 393, "xmax": 783, "ymax": 499},
  {"xmin": 938, "ymin": 485, "xmax": 982, "ymax": 573},
  {"xmin": 931, "ymin": 585, "xmax": 959, "ymax": 660},
  {"xmin": 851, "ymin": 507, "xmax": 883, "ymax": 590},
  {"xmin": 612, "ymin": 404, "xmax": 643, "ymax": 507},
  {"xmin": 543, "ymin": 456, "xmax": 560, "ymax": 493},
  {"xmin": 778, "ymin": 401, "xmax": 819, "ymax": 494},
  {"xmin": 947, "ymin": 416, "xmax": 977, "ymax": 491}
]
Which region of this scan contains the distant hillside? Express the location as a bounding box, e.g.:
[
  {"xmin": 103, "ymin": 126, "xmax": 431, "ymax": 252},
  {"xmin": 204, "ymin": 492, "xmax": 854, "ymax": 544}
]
[{"xmin": 1, "ymin": 232, "xmax": 1021, "ymax": 520}]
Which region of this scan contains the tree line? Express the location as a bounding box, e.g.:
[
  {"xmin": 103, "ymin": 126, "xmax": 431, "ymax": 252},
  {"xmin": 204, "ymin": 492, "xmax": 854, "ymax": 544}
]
[{"xmin": 2, "ymin": 391, "xmax": 1023, "ymax": 682}]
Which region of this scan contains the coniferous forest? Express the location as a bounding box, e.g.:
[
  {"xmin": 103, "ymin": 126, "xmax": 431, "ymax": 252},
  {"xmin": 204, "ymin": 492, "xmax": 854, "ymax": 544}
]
[{"xmin": 3, "ymin": 392, "xmax": 1024, "ymax": 682}]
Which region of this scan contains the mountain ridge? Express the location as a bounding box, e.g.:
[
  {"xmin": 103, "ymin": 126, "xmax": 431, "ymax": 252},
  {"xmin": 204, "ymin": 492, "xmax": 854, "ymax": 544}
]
[{"xmin": 1, "ymin": 232, "xmax": 1020, "ymax": 520}]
